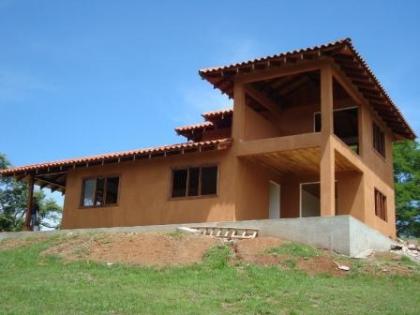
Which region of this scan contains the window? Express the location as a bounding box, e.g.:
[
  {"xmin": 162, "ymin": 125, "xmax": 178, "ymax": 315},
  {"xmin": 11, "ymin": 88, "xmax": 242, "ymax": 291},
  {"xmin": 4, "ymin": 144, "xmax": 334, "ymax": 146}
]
[
  {"xmin": 374, "ymin": 188, "xmax": 387, "ymax": 221},
  {"xmin": 373, "ymin": 122, "xmax": 385, "ymax": 157},
  {"xmin": 81, "ymin": 176, "xmax": 119, "ymax": 207},
  {"xmin": 171, "ymin": 166, "xmax": 218, "ymax": 198}
]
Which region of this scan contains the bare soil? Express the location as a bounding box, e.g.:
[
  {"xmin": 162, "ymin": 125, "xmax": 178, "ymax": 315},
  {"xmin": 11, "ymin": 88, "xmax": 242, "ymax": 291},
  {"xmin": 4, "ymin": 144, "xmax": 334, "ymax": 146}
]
[
  {"xmin": 0, "ymin": 236, "xmax": 47, "ymax": 251},
  {"xmin": 297, "ymin": 256, "xmax": 345, "ymax": 276},
  {"xmin": 232, "ymin": 237, "xmax": 346, "ymax": 275},
  {"xmin": 233, "ymin": 236, "xmax": 284, "ymax": 266},
  {"xmin": 43, "ymin": 232, "xmax": 220, "ymax": 267},
  {"xmin": 3, "ymin": 232, "xmax": 414, "ymax": 276}
]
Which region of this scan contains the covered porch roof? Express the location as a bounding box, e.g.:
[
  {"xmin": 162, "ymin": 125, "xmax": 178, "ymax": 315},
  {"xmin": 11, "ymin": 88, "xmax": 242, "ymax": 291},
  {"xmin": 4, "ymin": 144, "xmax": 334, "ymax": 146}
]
[{"xmin": 199, "ymin": 38, "xmax": 415, "ymax": 140}]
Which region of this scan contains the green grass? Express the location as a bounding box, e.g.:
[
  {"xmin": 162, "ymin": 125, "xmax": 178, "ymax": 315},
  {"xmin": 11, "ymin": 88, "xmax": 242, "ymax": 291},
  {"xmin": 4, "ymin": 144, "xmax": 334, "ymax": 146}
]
[
  {"xmin": 267, "ymin": 242, "xmax": 319, "ymax": 258},
  {"xmin": 0, "ymin": 239, "xmax": 420, "ymax": 315}
]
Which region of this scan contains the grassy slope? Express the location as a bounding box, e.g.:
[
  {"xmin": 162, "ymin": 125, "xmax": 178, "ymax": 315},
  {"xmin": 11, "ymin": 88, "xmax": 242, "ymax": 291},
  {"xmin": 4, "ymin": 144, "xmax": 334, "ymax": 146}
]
[{"xmin": 0, "ymin": 239, "xmax": 419, "ymax": 315}]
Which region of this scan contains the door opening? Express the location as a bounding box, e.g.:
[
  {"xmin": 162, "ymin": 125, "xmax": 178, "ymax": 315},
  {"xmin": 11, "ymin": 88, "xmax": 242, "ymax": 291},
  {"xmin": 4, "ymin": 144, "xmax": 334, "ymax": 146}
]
[
  {"xmin": 269, "ymin": 181, "xmax": 281, "ymax": 219},
  {"xmin": 300, "ymin": 182, "xmax": 320, "ymax": 217}
]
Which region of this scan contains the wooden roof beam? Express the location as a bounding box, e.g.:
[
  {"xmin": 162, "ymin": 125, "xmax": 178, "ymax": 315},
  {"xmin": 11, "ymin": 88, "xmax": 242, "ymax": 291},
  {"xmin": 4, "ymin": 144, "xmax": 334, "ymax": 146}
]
[
  {"xmin": 235, "ymin": 58, "xmax": 330, "ymax": 85},
  {"xmin": 276, "ymin": 75, "xmax": 311, "ymax": 96},
  {"xmin": 244, "ymin": 85, "xmax": 283, "ymax": 119},
  {"xmin": 331, "ymin": 64, "xmax": 367, "ymax": 107},
  {"xmin": 34, "ymin": 178, "xmax": 65, "ymax": 190}
]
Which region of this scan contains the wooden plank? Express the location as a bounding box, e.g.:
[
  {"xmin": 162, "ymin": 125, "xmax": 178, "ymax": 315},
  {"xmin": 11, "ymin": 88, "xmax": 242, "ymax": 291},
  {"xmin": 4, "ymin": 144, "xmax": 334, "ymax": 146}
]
[
  {"xmin": 237, "ymin": 133, "xmax": 321, "ymax": 157},
  {"xmin": 250, "ymin": 147, "xmax": 321, "ymax": 176}
]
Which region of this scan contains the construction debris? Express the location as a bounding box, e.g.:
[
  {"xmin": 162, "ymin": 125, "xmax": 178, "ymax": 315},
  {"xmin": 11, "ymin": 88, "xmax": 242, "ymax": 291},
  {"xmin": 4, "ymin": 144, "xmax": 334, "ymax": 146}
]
[
  {"xmin": 407, "ymin": 243, "xmax": 417, "ymax": 250},
  {"xmin": 390, "ymin": 244, "xmax": 403, "ymax": 250},
  {"xmin": 333, "ymin": 261, "xmax": 351, "ymax": 271},
  {"xmin": 390, "ymin": 239, "xmax": 420, "ymax": 263},
  {"xmin": 177, "ymin": 226, "xmax": 258, "ymax": 240},
  {"xmin": 338, "ymin": 265, "xmax": 350, "ymax": 271}
]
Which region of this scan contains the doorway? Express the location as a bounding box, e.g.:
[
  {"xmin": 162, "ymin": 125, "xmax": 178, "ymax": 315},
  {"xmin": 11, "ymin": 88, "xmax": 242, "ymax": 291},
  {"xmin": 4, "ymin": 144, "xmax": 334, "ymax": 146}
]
[
  {"xmin": 269, "ymin": 181, "xmax": 281, "ymax": 219},
  {"xmin": 300, "ymin": 182, "xmax": 320, "ymax": 217}
]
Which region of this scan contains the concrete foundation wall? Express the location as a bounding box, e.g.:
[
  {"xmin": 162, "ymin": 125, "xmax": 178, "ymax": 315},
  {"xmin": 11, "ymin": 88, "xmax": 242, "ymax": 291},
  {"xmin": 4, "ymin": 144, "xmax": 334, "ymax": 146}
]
[{"xmin": 0, "ymin": 215, "xmax": 394, "ymax": 257}]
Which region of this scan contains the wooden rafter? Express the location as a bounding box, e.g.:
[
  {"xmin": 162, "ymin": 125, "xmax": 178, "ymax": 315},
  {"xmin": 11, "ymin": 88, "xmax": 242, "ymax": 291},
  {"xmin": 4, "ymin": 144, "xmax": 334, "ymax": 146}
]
[{"xmin": 244, "ymin": 85, "xmax": 283, "ymax": 118}]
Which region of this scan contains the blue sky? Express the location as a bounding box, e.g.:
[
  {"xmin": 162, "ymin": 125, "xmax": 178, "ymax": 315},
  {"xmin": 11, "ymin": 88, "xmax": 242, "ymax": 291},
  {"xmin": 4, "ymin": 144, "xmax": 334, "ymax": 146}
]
[{"xmin": 1, "ymin": 0, "xmax": 419, "ymax": 169}]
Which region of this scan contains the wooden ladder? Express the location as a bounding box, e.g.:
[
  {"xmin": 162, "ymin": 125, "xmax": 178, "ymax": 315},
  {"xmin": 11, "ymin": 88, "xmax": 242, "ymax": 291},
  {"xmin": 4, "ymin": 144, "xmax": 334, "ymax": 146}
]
[{"xmin": 191, "ymin": 227, "xmax": 258, "ymax": 239}]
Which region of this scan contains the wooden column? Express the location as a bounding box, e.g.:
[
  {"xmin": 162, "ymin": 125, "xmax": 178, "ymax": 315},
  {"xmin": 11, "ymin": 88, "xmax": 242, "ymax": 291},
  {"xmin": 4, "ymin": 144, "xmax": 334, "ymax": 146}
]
[
  {"xmin": 232, "ymin": 82, "xmax": 247, "ymax": 142},
  {"xmin": 24, "ymin": 174, "xmax": 35, "ymax": 231},
  {"xmin": 320, "ymin": 65, "xmax": 335, "ymax": 216},
  {"xmin": 358, "ymin": 104, "xmax": 370, "ymax": 159},
  {"xmin": 231, "ymin": 82, "xmax": 248, "ymax": 221}
]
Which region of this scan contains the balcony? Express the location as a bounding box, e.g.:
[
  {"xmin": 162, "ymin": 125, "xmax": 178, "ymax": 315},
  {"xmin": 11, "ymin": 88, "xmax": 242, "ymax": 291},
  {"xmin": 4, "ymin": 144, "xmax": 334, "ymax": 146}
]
[{"xmin": 237, "ymin": 132, "xmax": 363, "ymax": 176}]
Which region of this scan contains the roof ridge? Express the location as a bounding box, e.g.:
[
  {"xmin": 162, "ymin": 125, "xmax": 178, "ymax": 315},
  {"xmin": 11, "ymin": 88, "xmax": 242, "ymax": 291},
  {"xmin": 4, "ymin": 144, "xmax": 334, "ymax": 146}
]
[{"xmin": 199, "ymin": 38, "xmax": 351, "ymax": 74}]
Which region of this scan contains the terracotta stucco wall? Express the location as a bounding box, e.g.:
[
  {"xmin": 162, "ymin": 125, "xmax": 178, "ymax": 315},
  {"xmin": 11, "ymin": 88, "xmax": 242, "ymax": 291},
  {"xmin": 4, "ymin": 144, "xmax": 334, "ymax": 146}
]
[
  {"xmin": 243, "ymin": 105, "xmax": 280, "ymax": 140},
  {"xmin": 358, "ymin": 102, "xmax": 396, "ymax": 237},
  {"xmin": 234, "ymin": 159, "xmax": 282, "ymax": 220},
  {"xmin": 62, "ymin": 150, "xmax": 237, "ymax": 229},
  {"xmin": 61, "ymin": 66, "xmax": 397, "ymax": 238},
  {"xmin": 243, "ymin": 96, "xmax": 356, "ymax": 141}
]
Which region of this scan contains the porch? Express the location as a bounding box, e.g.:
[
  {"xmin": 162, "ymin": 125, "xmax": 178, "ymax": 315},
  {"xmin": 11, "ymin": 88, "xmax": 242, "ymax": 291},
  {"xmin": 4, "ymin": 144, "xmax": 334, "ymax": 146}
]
[
  {"xmin": 236, "ymin": 131, "xmax": 366, "ymax": 220},
  {"xmin": 229, "ymin": 54, "xmax": 372, "ymax": 219}
]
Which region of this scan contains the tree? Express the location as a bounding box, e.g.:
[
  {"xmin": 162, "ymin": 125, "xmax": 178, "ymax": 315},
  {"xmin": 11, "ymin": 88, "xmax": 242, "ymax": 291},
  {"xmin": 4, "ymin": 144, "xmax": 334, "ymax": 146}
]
[
  {"xmin": 0, "ymin": 153, "xmax": 63, "ymax": 231},
  {"xmin": 393, "ymin": 140, "xmax": 420, "ymax": 237}
]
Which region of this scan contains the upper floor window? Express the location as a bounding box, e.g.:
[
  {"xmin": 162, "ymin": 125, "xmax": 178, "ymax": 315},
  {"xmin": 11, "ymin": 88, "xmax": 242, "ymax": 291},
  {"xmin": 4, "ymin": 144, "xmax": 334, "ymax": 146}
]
[
  {"xmin": 81, "ymin": 176, "xmax": 120, "ymax": 207},
  {"xmin": 172, "ymin": 166, "xmax": 218, "ymax": 198},
  {"xmin": 373, "ymin": 122, "xmax": 385, "ymax": 158},
  {"xmin": 374, "ymin": 188, "xmax": 387, "ymax": 221}
]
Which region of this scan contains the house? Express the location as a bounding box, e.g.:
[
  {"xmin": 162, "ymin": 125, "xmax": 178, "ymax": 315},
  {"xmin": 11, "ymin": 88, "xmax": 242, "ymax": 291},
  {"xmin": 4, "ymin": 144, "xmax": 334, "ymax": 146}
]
[{"xmin": 0, "ymin": 38, "xmax": 415, "ymax": 239}]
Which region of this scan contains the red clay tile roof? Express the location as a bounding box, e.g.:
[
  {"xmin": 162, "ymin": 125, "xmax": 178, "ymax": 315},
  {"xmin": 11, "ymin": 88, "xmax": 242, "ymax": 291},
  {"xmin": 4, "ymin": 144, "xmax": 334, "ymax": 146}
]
[
  {"xmin": 199, "ymin": 38, "xmax": 415, "ymax": 140},
  {"xmin": 0, "ymin": 138, "xmax": 232, "ymax": 177},
  {"xmin": 202, "ymin": 108, "xmax": 233, "ymax": 121},
  {"xmin": 175, "ymin": 121, "xmax": 214, "ymax": 133},
  {"xmin": 199, "ymin": 38, "xmax": 348, "ymax": 75}
]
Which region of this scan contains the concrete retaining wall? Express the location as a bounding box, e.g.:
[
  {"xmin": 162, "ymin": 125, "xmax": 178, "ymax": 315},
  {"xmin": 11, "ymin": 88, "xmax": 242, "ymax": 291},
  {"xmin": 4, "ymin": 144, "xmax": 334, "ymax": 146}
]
[{"xmin": 0, "ymin": 215, "xmax": 394, "ymax": 256}]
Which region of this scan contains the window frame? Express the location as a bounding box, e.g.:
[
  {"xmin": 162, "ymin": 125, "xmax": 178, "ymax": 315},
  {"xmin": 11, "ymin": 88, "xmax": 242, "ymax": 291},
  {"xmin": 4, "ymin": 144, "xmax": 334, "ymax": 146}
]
[
  {"xmin": 170, "ymin": 164, "xmax": 219, "ymax": 200},
  {"xmin": 79, "ymin": 175, "xmax": 121, "ymax": 208},
  {"xmin": 372, "ymin": 121, "xmax": 386, "ymax": 158},
  {"xmin": 374, "ymin": 188, "xmax": 387, "ymax": 222}
]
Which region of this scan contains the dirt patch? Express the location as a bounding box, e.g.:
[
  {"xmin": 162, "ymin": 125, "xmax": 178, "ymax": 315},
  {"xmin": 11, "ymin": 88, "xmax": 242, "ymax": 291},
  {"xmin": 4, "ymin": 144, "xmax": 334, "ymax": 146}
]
[
  {"xmin": 297, "ymin": 256, "xmax": 345, "ymax": 276},
  {"xmin": 233, "ymin": 237, "xmax": 284, "ymax": 266},
  {"xmin": 0, "ymin": 237, "xmax": 47, "ymax": 251},
  {"xmin": 40, "ymin": 233, "xmax": 418, "ymax": 276},
  {"xmin": 232, "ymin": 237, "xmax": 349, "ymax": 275},
  {"xmin": 358, "ymin": 252, "xmax": 416, "ymax": 276},
  {"xmin": 43, "ymin": 232, "xmax": 220, "ymax": 267}
]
